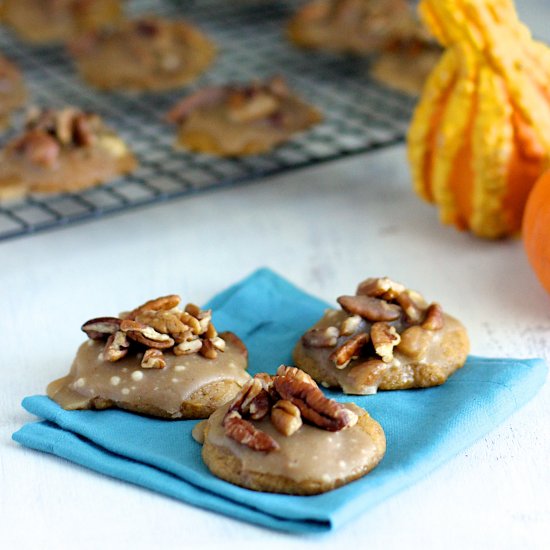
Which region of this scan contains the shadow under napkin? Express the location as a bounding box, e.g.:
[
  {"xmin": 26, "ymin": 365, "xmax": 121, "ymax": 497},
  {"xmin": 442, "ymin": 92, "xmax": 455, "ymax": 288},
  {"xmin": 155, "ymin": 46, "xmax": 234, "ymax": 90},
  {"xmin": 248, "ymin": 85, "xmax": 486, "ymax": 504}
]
[{"xmin": 13, "ymin": 268, "xmax": 548, "ymax": 533}]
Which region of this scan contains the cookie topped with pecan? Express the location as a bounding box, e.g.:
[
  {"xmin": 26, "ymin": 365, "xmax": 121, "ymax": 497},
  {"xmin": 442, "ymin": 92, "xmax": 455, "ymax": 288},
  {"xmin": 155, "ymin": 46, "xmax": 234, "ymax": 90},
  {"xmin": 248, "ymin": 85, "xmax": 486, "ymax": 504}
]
[
  {"xmin": 0, "ymin": 106, "xmax": 136, "ymax": 201},
  {"xmin": 1, "ymin": 0, "xmax": 123, "ymax": 44},
  {"xmin": 68, "ymin": 16, "xmax": 216, "ymax": 91},
  {"xmin": 47, "ymin": 295, "xmax": 251, "ymax": 419},
  {"xmin": 293, "ymin": 277, "xmax": 469, "ymax": 395},
  {"xmin": 198, "ymin": 365, "xmax": 385, "ymax": 495},
  {"xmin": 166, "ymin": 76, "xmax": 322, "ymax": 156}
]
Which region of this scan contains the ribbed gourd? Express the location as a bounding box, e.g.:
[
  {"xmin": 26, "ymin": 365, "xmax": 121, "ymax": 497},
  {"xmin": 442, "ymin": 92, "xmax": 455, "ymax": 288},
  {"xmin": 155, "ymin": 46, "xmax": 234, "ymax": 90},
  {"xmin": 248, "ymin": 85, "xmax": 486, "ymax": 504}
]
[{"xmin": 407, "ymin": 0, "xmax": 550, "ymax": 239}]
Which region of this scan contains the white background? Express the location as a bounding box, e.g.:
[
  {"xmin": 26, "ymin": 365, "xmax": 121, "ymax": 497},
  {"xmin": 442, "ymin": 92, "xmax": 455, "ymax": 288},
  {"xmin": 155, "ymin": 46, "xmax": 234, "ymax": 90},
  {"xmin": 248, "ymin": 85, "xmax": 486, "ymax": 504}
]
[{"xmin": 1, "ymin": 1, "xmax": 549, "ymax": 548}]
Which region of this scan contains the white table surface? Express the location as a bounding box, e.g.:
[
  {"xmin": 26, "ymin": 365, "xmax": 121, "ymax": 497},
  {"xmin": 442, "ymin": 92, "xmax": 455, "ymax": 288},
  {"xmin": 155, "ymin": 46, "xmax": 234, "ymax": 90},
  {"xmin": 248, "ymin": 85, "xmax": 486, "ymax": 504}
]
[{"xmin": 2, "ymin": 2, "xmax": 550, "ymax": 549}]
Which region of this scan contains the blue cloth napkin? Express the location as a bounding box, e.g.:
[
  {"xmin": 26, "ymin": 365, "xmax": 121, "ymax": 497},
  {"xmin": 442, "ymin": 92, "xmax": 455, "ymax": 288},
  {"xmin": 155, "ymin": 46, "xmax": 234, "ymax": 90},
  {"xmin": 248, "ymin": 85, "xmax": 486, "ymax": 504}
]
[{"xmin": 13, "ymin": 268, "xmax": 547, "ymax": 533}]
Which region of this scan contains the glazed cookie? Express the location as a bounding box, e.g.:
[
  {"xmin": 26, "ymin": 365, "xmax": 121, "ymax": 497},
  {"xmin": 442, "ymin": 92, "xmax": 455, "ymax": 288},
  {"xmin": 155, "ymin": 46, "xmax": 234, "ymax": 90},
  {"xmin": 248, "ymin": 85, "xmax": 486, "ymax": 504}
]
[
  {"xmin": 199, "ymin": 366, "xmax": 386, "ymax": 495},
  {"xmin": 166, "ymin": 76, "xmax": 322, "ymax": 156},
  {"xmin": 69, "ymin": 16, "xmax": 216, "ymax": 91},
  {"xmin": 47, "ymin": 295, "xmax": 251, "ymax": 419},
  {"xmin": 1, "ymin": 0, "xmax": 123, "ymax": 44},
  {"xmin": 0, "ymin": 54, "xmax": 26, "ymax": 129},
  {"xmin": 288, "ymin": 0, "xmax": 428, "ymax": 55},
  {"xmin": 293, "ymin": 277, "xmax": 469, "ymax": 395},
  {"xmin": 0, "ymin": 107, "xmax": 136, "ymax": 200}
]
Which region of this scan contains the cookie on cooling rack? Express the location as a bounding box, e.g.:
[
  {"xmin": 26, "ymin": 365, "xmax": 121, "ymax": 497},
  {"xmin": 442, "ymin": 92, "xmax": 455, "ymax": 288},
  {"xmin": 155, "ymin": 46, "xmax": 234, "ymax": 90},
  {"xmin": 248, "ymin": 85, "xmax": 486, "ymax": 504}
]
[
  {"xmin": 166, "ymin": 76, "xmax": 322, "ymax": 156},
  {"xmin": 0, "ymin": 54, "xmax": 26, "ymax": 130},
  {"xmin": 293, "ymin": 277, "xmax": 469, "ymax": 395},
  {"xmin": 198, "ymin": 366, "xmax": 385, "ymax": 494},
  {"xmin": 0, "ymin": 107, "xmax": 136, "ymax": 200},
  {"xmin": 47, "ymin": 295, "xmax": 251, "ymax": 419},
  {"xmin": 1, "ymin": 0, "xmax": 123, "ymax": 44},
  {"xmin": 68, "ymin": 16, "xmax": 216, "ymax": 92}
]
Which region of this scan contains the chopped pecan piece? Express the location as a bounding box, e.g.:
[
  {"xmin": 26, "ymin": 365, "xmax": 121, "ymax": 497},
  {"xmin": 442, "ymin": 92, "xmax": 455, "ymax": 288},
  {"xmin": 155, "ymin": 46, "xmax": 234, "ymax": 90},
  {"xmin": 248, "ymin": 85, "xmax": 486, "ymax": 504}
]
[
  {"xmin": 173, "ymin": 338, "xmax": 202, "ymax": 356},
  {"xmin": 72, "ymin": 113, "xmax": 95, "ymax": 147},
  {"xmin": 337, "ymin": 295, "xmax": 402, "ymax": 322},
  {"xmin": 223, "ymin": 410, "xmax": 279, "ymax": 452},
  {"xmin": 422, "ymin": 303, "xmax": 445, "ymax": 331},
  {"xmin": 120, "ymin": 319, "xmax": 175, "ymax": 349},
  {"xmin": 356, "ymin": 277, "xmax": 405, "ymax": 300},
  {"xmin": 273, "ymin": 375, "xmax": 358, "ymax": 431},
  {"xmin": 179, "ymin": 311, "xmax": 202, "ymax": 335},
  {"xmin": 340, "ymin": 314, "xmax": 362, "ymax": 336},
  {"xmin": 199, "ymin": 338, "xmax": 218, "ymax": 359},
  {"xmin": 397, "ymin": 326, "xmax": 430, "ymax": 359},
  {"xmin": 81, "ymin": 317, "xmax": 122, "ymax": 340},
  {"xmin": 134, "ymin": 309, "xmax": 189, "ymax": 342},
  {"xmin": 14, "ymin": 130, "xmax": 60, "ymax": 167},
  {"xmin": 301, "ymin": 326, "xmax": 339, "ymax": 348},
  {"xmin": 330, "ymin": 332, "xmax": 369, "ymax": 369},
  {"xmin": 347, "ymin": 359, "xmax": 388, "ymax": 389},
  {"xmin": 395, "ymin": 291, "xmax": 423, "ymax": 323},
  {"xmin": 271, "ymin": 400, "xmax": 302, "ymax": 436},
  {"xmin": 370, "ymin": 322, "xmax": 401, "ymax": 363},
  {"xmin": 219, "ymin": 331, "xmax": 248, "ymax": 358},
  {"xmin": 229, "ymin": 378, "xmax": 271, "ymax": 421},
  {"xmin": 141, "ymin": 349, "xmax": 166, "ymax": 369},
  {"xmin": 103, "ymin": 331, "xmax": 130, "ymax": 362}
]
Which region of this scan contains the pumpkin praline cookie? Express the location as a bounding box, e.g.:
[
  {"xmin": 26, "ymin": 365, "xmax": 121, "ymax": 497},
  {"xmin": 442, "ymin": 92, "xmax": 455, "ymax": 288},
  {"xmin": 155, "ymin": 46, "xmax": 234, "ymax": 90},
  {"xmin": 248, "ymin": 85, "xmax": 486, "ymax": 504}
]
[
  {"xmin": 288, "ymin": 0, "xmax": 428, "ymax": 56},
  {"xmin": 166, "ymin": 76, "xmax": 322, "ymax": 156},
  {"xmin": 0, "ymin": 107, "xmax": 136, "ymax": 200},
  {"xmin": 1, "ymin": 0, "xmax": 123, "ymax": 44},
  {"xmin": 47, "ymin": 295, "xmax": 251, "ymax": 419},
  {"xmin": 0, "ymin": 54, "xmax": 26, "ymax": 130},
  {"xmin": 293, "ymin": 277, "xmax": 469, "ymax": 395},
  {"xmin": 69, "ymin": 16, "xmax": 216, "ymax": 92},
  {"xmin": 199, "ymin": 366, "xmax": 386, "ymax": 495}
]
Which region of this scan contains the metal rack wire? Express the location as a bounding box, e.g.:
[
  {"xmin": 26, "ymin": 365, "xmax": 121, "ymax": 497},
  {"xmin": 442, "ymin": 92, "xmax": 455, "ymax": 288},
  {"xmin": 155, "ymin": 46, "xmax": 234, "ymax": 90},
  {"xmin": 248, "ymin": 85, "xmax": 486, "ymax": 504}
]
[{"xmin": 0, "ymin": 0, "xmax": 417, "ymax": 241}]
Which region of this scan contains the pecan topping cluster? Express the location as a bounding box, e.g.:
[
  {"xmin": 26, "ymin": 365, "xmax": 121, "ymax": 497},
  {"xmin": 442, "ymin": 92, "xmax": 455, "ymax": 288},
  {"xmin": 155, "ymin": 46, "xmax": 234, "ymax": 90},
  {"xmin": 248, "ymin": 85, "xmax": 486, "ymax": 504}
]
[
  {"xmin": 81, "ymin": 294, "xmax": 227, "ymax": 369},
  {"xmin": 302, "ymin": 277, "xmax": 445, "ymax": 369},
  {"xmin": 12, "ymin": 107, "xmax": 101, "ymax": 167},
  {"xmin": 223, "ymin": 365, "xmax": 358, "ymax": 452},
  {"xmin": 167, "ymin": 76, "xmax": 290, "ymax": 127}
]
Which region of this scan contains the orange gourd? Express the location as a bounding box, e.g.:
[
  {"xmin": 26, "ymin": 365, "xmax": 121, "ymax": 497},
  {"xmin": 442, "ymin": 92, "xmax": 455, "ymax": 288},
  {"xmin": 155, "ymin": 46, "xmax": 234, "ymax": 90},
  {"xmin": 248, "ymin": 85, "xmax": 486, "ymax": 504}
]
[
  {"xmin": 523, "ymin": 169, "xmax": 550, "ymax": 294},
  {"xmin": 407, "ymin": 0, "xmax": 550, "ymax": 239}
]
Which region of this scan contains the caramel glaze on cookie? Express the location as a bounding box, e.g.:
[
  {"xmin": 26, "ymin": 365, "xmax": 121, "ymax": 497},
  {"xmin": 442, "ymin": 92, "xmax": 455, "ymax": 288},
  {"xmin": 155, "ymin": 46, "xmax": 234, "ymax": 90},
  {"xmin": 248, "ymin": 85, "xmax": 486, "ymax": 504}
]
[
  {"xmin": 0, "ymin": 107, "xmax": 136, "ymax": 200},
  {"xmin": 69, "ymin": 16, "xmax": 216, "ymax": 91},
  {"xmin": 293, "ymin": 277, "xmax": 470, "ymax": 395},
  {"xmin": 166, "ymin": 76, "xmax": 322, "ymax": 156},
  {"xmin": 0, "ymin": 54, "xmax": 26, "ymax": 130},
  {"xmin": 1, "ymin": 0, "xmax": 123, "ymax": 44},
  {"xmin": 200, "ymin": 366, "xmax": 386, "ymax": 495},
  {"xmin": 47, "ymin": 295, "xmax": 251, "ymax": 419}
]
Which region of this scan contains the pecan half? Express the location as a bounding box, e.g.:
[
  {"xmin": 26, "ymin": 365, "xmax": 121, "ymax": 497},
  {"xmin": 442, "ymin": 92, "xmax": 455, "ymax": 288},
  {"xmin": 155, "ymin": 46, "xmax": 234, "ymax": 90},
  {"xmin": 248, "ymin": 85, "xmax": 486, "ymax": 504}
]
[
  {"xmin": 120, "ymin": 319, "xmax": 175, "ymax": 349},
  {"xmin": 129, "ymin": 295, "xmax": 181, "ymax": 318},
  {"xmin": 356, "ymin": 277, "xmax": 405, "ymax": 300},
  {"xmin": 337, "ymin": 295, "xmax": 401, "ymax": 322},
  {"xmin": 276, "ymin": 365, "xmax": 318, "ymax": 387},
  {"xmin": 223, "ymin": 410, "xmax": 279, "ymax": 452},
  {"xmin": 81, "ymin": 317, "xmax": 122, "ymax": 340},
  {"xmin": 219, "ymin": 331, "xmax": 248, "ymax": 358},
  {"xmin": 134, "ymin": 309, "xmax": 189, "ymax": 342},
  {"xmin": 371, "ymin": 322, "xmax": 401, "ymax": 363},
  {"xmin": 271, "ymin": 400, "xmax": 302, "ymax": 436},
  {"xmin": 301, "ymin": 326, "xmax": 339, "ymax": 348},
  {"xmin": 103, "ymin": 331, "xmax": 130, "ymax": 362},
  {"xmin": 395, "ymin": 291, "xmax": 423, "ymax": 323},
  {"xmin": 330, "ymin": 332, "xmax": 369, "ymax": 369},
  {"xmin": 273, "ymin": 375, "xmax": 358, "ymax": 431},
  {"xmin": 141, "ymin": 348, "xmax": 166, "ymax": 369},
  {"xmin": 422, "ymin": 303, "xmax": 445, "ymax": 331}
]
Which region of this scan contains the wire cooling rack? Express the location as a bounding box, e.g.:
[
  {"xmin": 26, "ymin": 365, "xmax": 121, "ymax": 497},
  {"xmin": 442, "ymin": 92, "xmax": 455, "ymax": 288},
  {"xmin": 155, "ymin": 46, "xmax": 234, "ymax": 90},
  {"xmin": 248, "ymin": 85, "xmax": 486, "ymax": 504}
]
[{"xmin": 0, "ymin": 0, "xmax": 417, "ymax": 241}]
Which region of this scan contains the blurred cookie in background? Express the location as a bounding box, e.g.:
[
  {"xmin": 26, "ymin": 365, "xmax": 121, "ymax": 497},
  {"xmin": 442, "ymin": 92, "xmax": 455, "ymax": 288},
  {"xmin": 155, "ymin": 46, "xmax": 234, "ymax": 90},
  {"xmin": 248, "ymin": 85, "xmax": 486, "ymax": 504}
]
[
  {"xmin": 69, "ymin": 16, "xmax": 216, "ymax": 92},
  {"xmin": 1, "ymin": 0, "xmax": 124, "ymax": 44}
]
